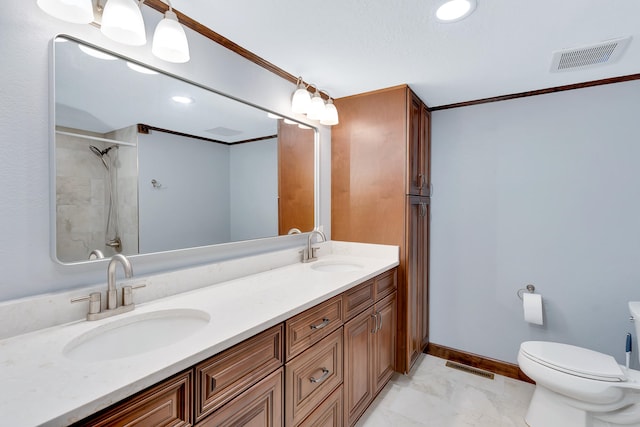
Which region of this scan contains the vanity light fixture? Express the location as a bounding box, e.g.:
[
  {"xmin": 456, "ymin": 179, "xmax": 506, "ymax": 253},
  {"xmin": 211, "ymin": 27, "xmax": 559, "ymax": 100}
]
[
  {"xmin": 291, "ymin": 77, "xmax": 312, "ymax": 114},
  {"xmin": 320, "ymin": 97, "xmax": 339, "ymax": 126},
  {"xmin": 306, "ymin": 88, "xmax": 326, "ymax": 121},
  {"xmin": 37, "ymin": 0, "xmax": 191, "ymax": 63},
  {"xmin": 290, "ymin": 77, "xmax": 339, "ymax": 126},
  {"xmin": 151, "ymin": 0, "xmax": 190, "ymax": 63},
  {"xmin": 37, "ymin": 0, "xmax": 94, "ymax": 24},
  {"xmin": 100, "ymin": 0, "xmax": 146, "ymax": 46},
  {"xmin": 436, "ymin": 0, "xmax": 477, "ymax": 22}
]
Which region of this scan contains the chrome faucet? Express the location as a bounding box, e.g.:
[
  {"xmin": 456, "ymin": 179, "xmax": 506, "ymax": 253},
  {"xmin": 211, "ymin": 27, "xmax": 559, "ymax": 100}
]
[
  {"xmin": 107, "ymin": 253, "xmax": 133, "ymax": 310},
  {"xmin": 303, "ymin": 230, "xmax": 326, "ymax": 263}
]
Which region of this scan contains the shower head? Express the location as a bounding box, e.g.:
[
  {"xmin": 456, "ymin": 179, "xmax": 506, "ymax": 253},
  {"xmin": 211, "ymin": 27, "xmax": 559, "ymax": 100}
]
[{"xmin": 89, "ymin": 145, "xmax": 110, "ymax": 170}]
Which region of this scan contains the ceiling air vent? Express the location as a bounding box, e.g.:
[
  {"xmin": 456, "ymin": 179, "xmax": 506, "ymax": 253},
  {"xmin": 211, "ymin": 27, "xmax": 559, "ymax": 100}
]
[{"xmin": 550, "ymin": 36, "xmax": 631, "ymax": 72}]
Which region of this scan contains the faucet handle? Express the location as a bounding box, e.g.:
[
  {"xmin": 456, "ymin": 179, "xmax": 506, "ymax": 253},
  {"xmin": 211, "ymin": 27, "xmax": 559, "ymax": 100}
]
[
  {"xmin": 122, "ymin": 282, "xmax": 146, "ymax": 306},
  {"xmin": 311, "ymin": 246, "xmax": 321, "ymax": 259},
  {"xmin": 71, "ymin": 292, "xmax": 102, "ymax": 315}
]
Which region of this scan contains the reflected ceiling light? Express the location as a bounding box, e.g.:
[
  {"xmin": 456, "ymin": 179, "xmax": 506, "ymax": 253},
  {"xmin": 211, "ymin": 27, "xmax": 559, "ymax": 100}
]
[
  {"xmin": 171, "ymin": 95, "xmax": 194, "ymax": 104},
  {"xmin": 78, "ymin": 43, "xmax": 118, "ymax": 60},
  {"xmin": 320, "ymin": 97, "xmax": 339, "ymax": 126},
  {"xmin": 37, "ymin": 0, "xmax": 94, "ymax": 24},
  {"xmin": 100, "ymin": 0, "xmax": 146, "ymax": 46},
  {"xmin": 126, "ymin": 61, "xmax": 159, "ymax": 74},
  {"xmin": 267, "ymin": 112, "xmax": 282, "ymax": 119},
  {"xmin": 436, "ymin": 0, "xmax": 477, "ymax": 22},
  {"xmin": 152, "ymin": 0, "xmax": 190, "ymax": 63},
  {"xmin": 291, "ymin": 77, "xmax": 311, "ymax": 114}
]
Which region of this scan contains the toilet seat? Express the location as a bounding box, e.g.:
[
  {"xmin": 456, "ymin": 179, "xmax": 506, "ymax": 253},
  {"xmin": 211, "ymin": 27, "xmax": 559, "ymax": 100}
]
[{"xmin": 520, "ymin": 341, "xmax": 626, "ymax": 382}]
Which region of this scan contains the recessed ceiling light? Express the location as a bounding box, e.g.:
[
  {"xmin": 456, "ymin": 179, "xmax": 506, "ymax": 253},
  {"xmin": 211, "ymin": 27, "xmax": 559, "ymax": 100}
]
[
  {"xmin": 126, "ymin": 61, "xmax": 159, "ymax": 75},
  {"xmin": 436, "ymin": 0, "xmax": 477, "ymax": 22},
  {"xmin": 171, "ymin": 95, "xmax": 194, "ymax": 104},
  {"xmin": 78, "ymin": 44, "xmax": 117, "ymax": 60}
]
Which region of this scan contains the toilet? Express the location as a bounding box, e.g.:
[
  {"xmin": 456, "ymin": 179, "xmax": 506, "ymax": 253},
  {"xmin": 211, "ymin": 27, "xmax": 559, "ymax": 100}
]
[{"xmin": 518, "ymin": 302, "xmax": 640, "ymax": 427}]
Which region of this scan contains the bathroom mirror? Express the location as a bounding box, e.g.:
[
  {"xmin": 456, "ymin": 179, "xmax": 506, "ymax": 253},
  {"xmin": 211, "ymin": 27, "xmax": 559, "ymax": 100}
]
[{"xmin": 52, "ymin": 36, "xmax": 316, "ymax": 264}]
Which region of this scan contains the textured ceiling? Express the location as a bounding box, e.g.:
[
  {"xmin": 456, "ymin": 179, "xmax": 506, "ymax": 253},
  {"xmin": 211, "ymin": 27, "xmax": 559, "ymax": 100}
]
[{"xmin": 170, "ymin": 0, "xmax": 640, "ymax": 107}]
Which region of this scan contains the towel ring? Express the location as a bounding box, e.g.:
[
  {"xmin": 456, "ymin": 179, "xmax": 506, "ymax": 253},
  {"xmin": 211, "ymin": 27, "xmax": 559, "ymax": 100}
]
[{"xmin": 517, "ymin": 284, "xmax": 536, "ymax": 300}]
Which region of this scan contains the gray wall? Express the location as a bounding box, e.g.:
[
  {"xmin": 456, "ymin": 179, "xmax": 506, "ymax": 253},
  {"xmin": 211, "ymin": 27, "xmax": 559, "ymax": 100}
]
[
  {"xmin": 0, "ymin": 2, "xmax": 330, "ymax": 302},
  {"xmin": 430, "ymin": 80, "xmax": 640, "ymax": 366}
]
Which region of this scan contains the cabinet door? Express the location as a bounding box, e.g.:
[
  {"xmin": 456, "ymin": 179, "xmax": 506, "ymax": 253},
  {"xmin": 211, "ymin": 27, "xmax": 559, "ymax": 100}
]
[
  {"xmin": 407, "ymin": 93, "xmax": 424, "ymax": 196},
  {"xmin": 420, "ymin": 203, "xmax": 430, "ymax": 349},
  {"xmin": 421, "ymin": 104, "xmax": 431, "ymax": 196},
  {"xmin": 78, "ymin": 371, "xmax": 192, "ymax": 427},
  {"xmin": 197, "ymin": 368, "xmax": 283, "ymax": 427},
  {"xmin": 278, "ymin": 120, "xmax": 315, "ymax": 235},
  {"xmin": 405, "ymin": 196, "xmax": 426, "ymax": 372},
  {"xmin": 343, "ymin": 307, "xmax": 375, "ymax": 427},
  {"xmin": 373, "ymin": 292, "xmax": 396, "ymax": 394}
]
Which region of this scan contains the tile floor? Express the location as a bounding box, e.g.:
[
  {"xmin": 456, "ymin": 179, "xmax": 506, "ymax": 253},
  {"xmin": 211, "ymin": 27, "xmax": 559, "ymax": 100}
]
[{"xmin": 356, "ymin": 354, "xmax": 535, "ymax": 427}]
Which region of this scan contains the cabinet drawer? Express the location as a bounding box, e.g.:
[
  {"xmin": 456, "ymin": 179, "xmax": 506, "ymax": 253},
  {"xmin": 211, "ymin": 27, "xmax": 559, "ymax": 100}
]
[
  {"xmin": 342, "ymin": 279, "xmax": 374, "ymax": 321},
  {"xmin": 375, "ymin": 268, "xmax": 397, "ymax": 301},
  {"xmin": 285, "ymin": 328, "xmax": 343, "ymax": 427},
  {"xmin": 298, "ymin": 385, "xmax": 343, "ymax": 427},
  {"xmin": 197, "ymin": 368, "xmax": 283, "ymax": 427},
  {"xmin": 195, "ymin": 324, "xmax": 284, "ymax": 422},
  {"xmin": 286, "ymin": 296, "xmax": 343, "ymax": 360},
  {"xmin": 77, "ymin": 370, "xmax": 192, "ymax": 427}
]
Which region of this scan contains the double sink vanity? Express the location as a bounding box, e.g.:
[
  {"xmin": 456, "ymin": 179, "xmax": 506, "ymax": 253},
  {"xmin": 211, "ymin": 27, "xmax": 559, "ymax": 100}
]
[{"xmin": 0, "ymin": 241, "xmax": 398, "ymax": 426}]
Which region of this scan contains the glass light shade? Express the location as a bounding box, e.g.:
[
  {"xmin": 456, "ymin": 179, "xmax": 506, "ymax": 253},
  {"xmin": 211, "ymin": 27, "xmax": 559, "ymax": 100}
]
[
  {"xmin": 100, "ymin": 0, "xmax": 146, "ymax": 46},
  {"xmin": 436, "ymin": 0, "xmax": 476, "ymax": 22},
  {"xmin": 152, "ymin": 10, "xmax": 190, "ymax": 63},
  {"xmin": 291, "ymin": 85, "xmax": 311, "ymax": 114},
  {"xmin": 320, "ymin": 100, "xmax": 339, "ymax": 126},
  {"xmin": 306, "ymin": 93, "xmax": 326, "ymax": 120},
  {"xmin": 37, "ymin": 0, "xmax": 94, "ymax": 24}
]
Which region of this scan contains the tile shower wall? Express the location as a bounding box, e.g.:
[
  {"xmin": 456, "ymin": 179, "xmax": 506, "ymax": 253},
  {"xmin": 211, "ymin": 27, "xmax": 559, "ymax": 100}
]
[{"xmin": 56, "ymin": 126, "xmax": 138, "ymax": 262}]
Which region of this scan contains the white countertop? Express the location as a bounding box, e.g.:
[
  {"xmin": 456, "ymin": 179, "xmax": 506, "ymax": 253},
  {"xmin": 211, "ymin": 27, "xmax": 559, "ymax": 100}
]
[{"xmin": 0, "ymin": 242, "xmax": 398, "ymax": 426}]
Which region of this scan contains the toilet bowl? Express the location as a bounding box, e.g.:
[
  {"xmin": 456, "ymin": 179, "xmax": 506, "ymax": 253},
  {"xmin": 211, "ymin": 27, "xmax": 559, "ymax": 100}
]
[{"xmin": 518, "ymin": 302, "xmax": 640, "ymax": 427}]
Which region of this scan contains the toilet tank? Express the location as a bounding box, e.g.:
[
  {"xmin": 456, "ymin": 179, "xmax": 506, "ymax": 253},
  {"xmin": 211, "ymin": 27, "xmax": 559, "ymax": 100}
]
[{"xmin": 629, "ymin": 302, "xmax": 640, "ymax": 362}]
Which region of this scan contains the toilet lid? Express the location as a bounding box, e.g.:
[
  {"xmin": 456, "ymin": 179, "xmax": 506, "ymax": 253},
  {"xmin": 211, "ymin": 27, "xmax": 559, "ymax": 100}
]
[{"xmin": 520, "ymin": 341, "xmax": 626, "ymax": 382}]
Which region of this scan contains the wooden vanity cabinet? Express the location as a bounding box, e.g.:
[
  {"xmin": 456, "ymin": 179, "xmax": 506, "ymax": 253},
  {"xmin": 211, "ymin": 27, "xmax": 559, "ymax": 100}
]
[
  {"xmin": 194, "ymin": 324, "xmax": 284, "ymax": 423},
  {"xmin": 343, "ymin": 271, "xmax": 397, "ymax": 427},
  {"xmin": 333, "ymin": 85, "xmax": 430, "ymax": 374},
  {"xmin": 196, "ymin": 368, "xmax": 283, "ymax": 427},
  {"xmin": 74, "ymin": 370, "xmax": 193, "ymax": 427}
]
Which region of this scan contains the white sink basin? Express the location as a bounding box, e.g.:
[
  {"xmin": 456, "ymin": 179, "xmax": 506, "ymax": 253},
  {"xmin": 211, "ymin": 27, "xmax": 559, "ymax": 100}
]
[
  {"xmin": 63, "ymin": 308, "xmax": 210, "ymax": 361},
  {"xmin": 311, "ymin": 261, "xmax": 364, "ymax": 273}
]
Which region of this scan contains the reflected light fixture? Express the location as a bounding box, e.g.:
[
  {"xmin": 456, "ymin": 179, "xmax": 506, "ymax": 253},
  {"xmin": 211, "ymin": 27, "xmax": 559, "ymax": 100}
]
[
  {"xmin": 291, "ymin": 77, "xmax": 311, "ymax": 114},
  {"xmin": 37, "ymin": 0, "xmax": 94, "ymax": 24},
  {"xmin": 100, "ymin": 0, "xmax": 146, "ymax": 46},
  {"xmin": 78, "ymin": 43, "xmax": 118, "ymax": 60},
  {"xmin": 436, "ymin": 0, "xmax": 477, "ymax": 22},
  {"xmin": 267, "ymin": 112, "xmax": 282, "ymax": 119},
  {"xmin": 283, "ymin": 118, "xmax": 298, "ymax": 125},
  {"xmin": 126, "ymin": 61, "xmax": 159, "ymax": 74},
  {"xmin": 152, "ymin": 0, "xmax": 190, "ymax": 63}
]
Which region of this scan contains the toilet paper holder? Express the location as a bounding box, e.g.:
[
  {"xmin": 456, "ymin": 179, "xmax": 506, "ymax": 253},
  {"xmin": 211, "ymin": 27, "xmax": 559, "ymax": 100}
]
[{"xmin": 517, "ymin": 284, "xmax": 536, "ymax": 300}]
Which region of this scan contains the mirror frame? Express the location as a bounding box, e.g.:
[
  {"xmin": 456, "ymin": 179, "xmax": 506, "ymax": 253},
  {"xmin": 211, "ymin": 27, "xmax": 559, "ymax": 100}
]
[{"xmin": 50, "ymin": 34, "xmax": 320, "ymax": 265}]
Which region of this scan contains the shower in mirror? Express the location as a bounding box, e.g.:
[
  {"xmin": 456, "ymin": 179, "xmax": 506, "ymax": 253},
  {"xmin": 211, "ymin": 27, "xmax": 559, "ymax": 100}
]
[{"xmin": 89, "ymin": 144, "xmax": 121, "ymax": 252}]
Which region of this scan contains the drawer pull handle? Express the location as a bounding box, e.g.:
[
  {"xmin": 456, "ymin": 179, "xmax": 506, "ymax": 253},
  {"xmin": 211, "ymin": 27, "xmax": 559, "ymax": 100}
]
[
  {"xmin": 309, "ymin": 368, "xmax": 330, "ymax": 384},
  {"xmin": 310, "ymin": 318, "xmax": 330, "ymax": 330},
  {"xmin": 371, "ymin": 314, "xmax": 378, "ymax": 333}
]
